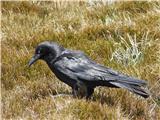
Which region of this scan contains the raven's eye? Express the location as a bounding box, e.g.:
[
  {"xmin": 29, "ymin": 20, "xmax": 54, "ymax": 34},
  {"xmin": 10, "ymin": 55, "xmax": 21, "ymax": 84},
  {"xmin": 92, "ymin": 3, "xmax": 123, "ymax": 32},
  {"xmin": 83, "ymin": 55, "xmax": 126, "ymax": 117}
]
[
  {"xmin": 36, "ymin": 47, "xmax": 43, "ymax": 54},
  {"xmin": 37, "ymin": 50, "xmax": 41, "ymax": 54}
]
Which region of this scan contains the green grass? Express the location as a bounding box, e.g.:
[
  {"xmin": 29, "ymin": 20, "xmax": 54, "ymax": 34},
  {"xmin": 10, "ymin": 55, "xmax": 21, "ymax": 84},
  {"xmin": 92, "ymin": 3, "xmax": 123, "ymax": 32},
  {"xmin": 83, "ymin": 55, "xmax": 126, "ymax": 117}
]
[{"xmin": 1, "ymin": 1, "xmax": 160, "ymax": 120}]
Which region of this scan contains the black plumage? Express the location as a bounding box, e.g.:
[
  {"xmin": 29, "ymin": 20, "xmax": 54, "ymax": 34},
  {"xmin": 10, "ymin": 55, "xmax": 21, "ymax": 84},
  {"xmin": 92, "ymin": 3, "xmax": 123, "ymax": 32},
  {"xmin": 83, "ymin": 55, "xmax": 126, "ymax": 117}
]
[{"xmin": 29, "ymin": 41, "xmax": 149, "ymax": 99}]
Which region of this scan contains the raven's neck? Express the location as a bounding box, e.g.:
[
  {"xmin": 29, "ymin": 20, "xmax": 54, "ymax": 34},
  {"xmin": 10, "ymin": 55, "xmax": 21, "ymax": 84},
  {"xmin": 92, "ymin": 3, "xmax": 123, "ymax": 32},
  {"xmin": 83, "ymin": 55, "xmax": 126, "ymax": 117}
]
[{"xmin": 45, "ymin": 48, "xmax": 65, "ymax": 65}]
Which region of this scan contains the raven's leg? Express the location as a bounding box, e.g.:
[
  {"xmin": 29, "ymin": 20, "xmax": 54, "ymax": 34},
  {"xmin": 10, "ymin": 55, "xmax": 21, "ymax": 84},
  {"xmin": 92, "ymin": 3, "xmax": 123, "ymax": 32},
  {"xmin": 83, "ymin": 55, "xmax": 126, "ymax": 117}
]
[
  {"xmin": 72, "ymin": 84, "xmax": 79, "ymax": 98},
  {"xmin": 86, "ymin": 88, "xmax": 94, "ymax": 99},
  {"xmin": 72, "ymin": 82, "xmax": 95, "ymax": 99},
  {"xmin": 72, "ymin": 81, "xmax": 87, "ymax": 98}
]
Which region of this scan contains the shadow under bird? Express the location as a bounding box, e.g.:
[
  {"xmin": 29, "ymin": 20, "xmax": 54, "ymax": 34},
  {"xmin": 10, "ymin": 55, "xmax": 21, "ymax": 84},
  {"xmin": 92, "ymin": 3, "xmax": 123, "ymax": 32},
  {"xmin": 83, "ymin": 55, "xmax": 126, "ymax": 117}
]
[{"xmin": 29, "ymin": 41, "xmax": 149, "ymax": 99}]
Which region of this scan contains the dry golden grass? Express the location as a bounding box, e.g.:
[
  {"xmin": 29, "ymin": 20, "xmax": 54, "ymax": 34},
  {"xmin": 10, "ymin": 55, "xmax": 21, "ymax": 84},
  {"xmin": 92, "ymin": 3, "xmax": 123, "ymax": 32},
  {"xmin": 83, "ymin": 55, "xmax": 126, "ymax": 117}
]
[{"xmin": 1, "ymin": 1, "xmax": 160, "ymax": 120}]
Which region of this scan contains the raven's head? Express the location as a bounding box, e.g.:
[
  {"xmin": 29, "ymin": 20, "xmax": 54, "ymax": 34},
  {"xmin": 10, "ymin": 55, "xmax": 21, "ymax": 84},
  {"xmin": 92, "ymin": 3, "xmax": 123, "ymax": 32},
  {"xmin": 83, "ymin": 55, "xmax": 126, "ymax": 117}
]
[{"xmin": 29, "ymin": 41, "xmax": 64, "ymax": 67}]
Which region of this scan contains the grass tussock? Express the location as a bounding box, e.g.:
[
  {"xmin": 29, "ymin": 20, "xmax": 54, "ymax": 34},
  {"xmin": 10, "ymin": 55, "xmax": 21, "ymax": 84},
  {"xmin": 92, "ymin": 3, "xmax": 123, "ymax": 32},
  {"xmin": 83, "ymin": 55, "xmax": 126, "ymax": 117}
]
[{"xmin": 1, "ymin": 1, "xmax": 160, "ymax": 120}]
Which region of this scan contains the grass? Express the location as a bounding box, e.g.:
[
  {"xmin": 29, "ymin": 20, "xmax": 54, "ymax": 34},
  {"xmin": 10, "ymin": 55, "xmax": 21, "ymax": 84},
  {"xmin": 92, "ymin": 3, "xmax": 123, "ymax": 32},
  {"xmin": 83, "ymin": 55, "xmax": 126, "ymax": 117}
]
[{"xmin": 1, "ymin": 1, "xmax": 160, "ymax": 120}]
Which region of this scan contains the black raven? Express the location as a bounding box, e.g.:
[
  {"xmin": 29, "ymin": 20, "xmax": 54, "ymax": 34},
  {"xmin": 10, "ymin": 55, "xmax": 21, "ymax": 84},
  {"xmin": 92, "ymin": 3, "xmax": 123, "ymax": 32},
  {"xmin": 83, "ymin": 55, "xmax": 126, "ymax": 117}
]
[{"xmin": 29, "ymin": 41, "xmax": 149, "ymax": 99}]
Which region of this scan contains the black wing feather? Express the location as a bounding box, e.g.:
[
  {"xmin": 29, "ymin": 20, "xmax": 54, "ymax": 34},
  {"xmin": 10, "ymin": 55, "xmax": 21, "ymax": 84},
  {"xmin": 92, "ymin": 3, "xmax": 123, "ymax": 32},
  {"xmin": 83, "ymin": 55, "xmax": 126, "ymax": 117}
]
[
  {"xmin": 53, "ymin": 51, "xmax": 149, "ymax": 98},
  {"xmin": 54, "ymin": 51, "xmax": 147, "ymax": 84}
]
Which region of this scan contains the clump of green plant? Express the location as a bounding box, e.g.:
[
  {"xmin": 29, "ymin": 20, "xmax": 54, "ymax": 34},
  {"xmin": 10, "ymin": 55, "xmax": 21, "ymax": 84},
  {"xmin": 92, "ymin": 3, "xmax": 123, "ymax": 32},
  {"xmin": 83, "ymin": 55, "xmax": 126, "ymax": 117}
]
[{"xmin": 111, "ymin": 32, "xmax": 151, "ymax": 66}]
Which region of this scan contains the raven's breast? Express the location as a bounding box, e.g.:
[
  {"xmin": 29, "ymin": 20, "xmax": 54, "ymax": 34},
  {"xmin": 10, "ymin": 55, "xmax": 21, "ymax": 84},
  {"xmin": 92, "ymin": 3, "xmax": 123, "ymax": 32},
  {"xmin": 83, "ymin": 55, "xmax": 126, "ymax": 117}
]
[{"xmin": 47, "ymin": 63, "xmax": 76, "ymax": 88}]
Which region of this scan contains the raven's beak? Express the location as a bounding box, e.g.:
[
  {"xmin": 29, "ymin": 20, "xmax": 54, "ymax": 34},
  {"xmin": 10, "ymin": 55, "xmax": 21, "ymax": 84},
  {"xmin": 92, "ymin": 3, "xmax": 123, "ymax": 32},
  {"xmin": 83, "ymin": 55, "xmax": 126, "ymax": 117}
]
[{"xmin": 28, "ymin": 54, "xmax": 41, "ymax": 67}]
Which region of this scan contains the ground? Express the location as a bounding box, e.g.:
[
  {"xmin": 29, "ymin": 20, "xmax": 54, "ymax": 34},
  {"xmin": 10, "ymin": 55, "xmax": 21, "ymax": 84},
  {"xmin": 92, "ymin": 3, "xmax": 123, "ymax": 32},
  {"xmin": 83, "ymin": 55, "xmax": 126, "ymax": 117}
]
[{"xmin": 1, "ymin": 1, "xmax": 160, "ymax": 120}]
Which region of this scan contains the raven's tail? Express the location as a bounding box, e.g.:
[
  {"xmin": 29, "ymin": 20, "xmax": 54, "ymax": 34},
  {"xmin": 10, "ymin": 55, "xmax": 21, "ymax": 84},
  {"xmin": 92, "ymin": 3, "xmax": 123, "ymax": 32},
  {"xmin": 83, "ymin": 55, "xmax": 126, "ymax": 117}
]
[{"xmin": 109, "ymin": 76, "xmax": 149, "ymax": 98}]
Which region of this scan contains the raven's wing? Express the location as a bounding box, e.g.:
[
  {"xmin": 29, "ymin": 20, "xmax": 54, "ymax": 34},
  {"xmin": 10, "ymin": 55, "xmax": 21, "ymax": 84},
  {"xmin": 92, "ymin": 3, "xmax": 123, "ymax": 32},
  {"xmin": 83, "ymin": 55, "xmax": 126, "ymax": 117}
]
[
  {"xmin": 54, "ymin": 51, "xmax": 149, "ymax": 98},
  {"xmin": 54, "ymin": 51, "xmax": 146, "ymax": 86}
]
